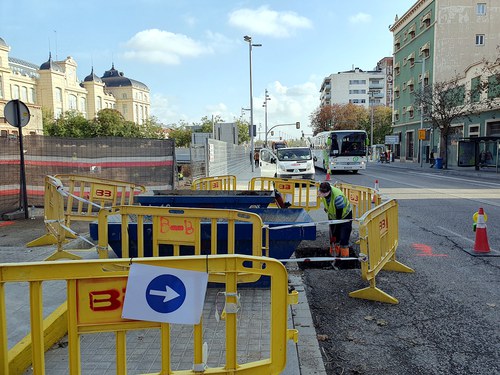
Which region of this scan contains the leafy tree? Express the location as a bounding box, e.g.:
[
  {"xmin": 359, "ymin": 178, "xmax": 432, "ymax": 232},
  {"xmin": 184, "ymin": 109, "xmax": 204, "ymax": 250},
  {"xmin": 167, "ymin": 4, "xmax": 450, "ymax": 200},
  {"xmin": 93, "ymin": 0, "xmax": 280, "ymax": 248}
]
[
  {"xmin": 44, "ymin": 110, "xmax": 91, "ymax": 137},
  {"xmin": 141, "ymin": 116, "xmax": 166, "ymax": 139},
  {"xmin": 168, "ymin": 121, "xmax": 192, "ymax": 147},
  {"xmin": 198, "ymin": 115, "xmax": 224, "ymax": 134},
  {"xmin": 412, "ymin": 60, "xmax": 500, "ymax": 168},
  {"xmin": 236, "ymin": 118, "xmax": 251, "ymax": 145},
  {"xmin": 310, "ymin": 103, "xmax": 367, "ymax": 135},
  {"xmin": 359, "ymin": 106, "xmax": 393, "ymax": 145}
]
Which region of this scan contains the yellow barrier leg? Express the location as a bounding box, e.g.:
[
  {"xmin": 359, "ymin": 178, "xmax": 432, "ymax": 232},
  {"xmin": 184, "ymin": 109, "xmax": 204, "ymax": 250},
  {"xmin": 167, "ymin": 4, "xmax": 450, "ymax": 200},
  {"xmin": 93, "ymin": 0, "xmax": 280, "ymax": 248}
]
[
  {"xmin": 45, "ymin": 250, "xmax": 82, "ymax": 261},
  {"xmin": 382, "ymin": 259, "xmax": 415, "ymax": 273},
  {"xmin": 349, "ymin": 278, "xmax": 399, "ymax": 304},
  {"xmin": 26, "ymin": 233, "xmax": 59, "ymax": 247}
]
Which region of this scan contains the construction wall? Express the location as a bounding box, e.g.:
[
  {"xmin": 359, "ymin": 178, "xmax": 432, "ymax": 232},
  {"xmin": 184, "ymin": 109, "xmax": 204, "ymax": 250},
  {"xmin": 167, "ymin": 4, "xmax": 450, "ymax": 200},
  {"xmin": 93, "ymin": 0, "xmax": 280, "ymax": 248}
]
[
  {"xmin": 0, "ymin": 135, "xmax": 175, "ymax": 214},
  {"xmin": 207, "ymin": 139, "xmax": 251, "ymax": 177}
]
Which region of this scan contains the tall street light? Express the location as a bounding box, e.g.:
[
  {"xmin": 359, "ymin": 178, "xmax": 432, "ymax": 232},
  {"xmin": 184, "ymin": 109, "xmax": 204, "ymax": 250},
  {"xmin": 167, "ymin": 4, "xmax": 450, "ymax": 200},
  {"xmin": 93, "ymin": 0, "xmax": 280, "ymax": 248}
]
[
  {"xmin": 369, "ymin": 90, "xmax": 375, "ymax": 147},
  {"xmin": 244, "ymin": 35, "xmax": 261, "ymax": 172},
  {"xmin": 262, "ymin": 89, "xmax": 271, "ymax": 147}
]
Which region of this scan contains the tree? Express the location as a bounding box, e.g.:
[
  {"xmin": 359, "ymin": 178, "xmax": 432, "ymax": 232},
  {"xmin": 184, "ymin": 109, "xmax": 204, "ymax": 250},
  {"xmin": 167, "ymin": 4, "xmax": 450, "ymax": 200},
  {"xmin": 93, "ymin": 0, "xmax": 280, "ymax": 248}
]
[
  {"xmin": 310, "ymin": 103, "xmax": 367, "ymax": 135},
  {"xmin": 359, "ymin": 106, "xmax": 393, "ymax": 145},
  {"xmin": 236, "ymin": 118, "xmax": 250, "ymax": 145},
  {"xmin": 168, "ymin": 121, "xmax": 192, "ymax": 147},
  {"xmin": 412, "ymin": 60, "xmax": 500, "ymax": 168},
  {"xmin": 44, "ymin": 110, "xmax": 91, "ymax": 137}
]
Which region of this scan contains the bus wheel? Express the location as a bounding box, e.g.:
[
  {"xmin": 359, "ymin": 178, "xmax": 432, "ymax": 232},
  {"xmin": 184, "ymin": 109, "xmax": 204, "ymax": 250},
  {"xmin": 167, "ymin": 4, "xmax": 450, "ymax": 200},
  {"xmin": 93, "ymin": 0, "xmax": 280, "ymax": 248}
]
[{"xmin": 352, "ymin": 170, "xmax": 358, "ymax": 174}]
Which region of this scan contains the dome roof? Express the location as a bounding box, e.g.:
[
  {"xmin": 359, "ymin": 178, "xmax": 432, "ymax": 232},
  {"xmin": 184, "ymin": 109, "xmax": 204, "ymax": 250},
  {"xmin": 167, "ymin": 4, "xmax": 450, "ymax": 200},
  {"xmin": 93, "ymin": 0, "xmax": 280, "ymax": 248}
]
[
  {"xmin": 84, "ymin": 67, "xmax": 103, "ymax": 83},
  {"xmin": 0, "ymin": 37, "xmax": 8, "ymax": 47},
  {"xmin": 101, "ymin": 64, "xmax": 148, "ymax": 90},
  {"xmin": 39, "ymin": 53, "xmax": 63, "ymax": 72}
]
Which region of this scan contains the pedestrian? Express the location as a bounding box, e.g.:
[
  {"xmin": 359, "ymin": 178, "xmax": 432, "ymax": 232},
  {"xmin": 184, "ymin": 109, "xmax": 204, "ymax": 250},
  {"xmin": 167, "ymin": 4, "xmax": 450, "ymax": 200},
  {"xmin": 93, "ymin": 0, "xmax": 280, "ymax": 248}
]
[
  {"xmin": 254, "ymin": 149, "xmax": 260, "ymax": 167},
  {"xmin": 318, "ymin": 181, "xmax": 353, "ymax": 257},
  {"xmin": 429, "ymin": 150, "xmax": 435, "ymax": 168}
]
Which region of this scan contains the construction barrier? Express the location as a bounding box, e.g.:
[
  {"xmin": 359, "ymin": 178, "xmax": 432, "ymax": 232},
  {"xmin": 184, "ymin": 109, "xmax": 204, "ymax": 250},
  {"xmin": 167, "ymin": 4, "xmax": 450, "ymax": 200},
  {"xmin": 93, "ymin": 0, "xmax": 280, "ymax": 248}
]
[
  {"xmin": 349, "ymin": 199, "xmax": 414, "ymax": 304},
  {"xmin": 25, "ymin": 176, "xmax": 94, "ymax": 260},
  {"xmin": 334, "ymin": 182, "xmax": 381, "ymax": 219},
  {"xmin": 55, "ymin": 174, "xmax": 146, "ymax": 226},
  {"xmin": 191, "ymin": 175, "xmax": 237, "ymax": 191},
  {"xmin": 97, "ymin": 205, "xmax": 269, "ymax": 284},
  {"xmin": 0, "ymin": 255, "xmax": 299, "ymax": 375},
  {"xmin": 249, "ymin": 177, "xmax": 320, "ymax": 211}
]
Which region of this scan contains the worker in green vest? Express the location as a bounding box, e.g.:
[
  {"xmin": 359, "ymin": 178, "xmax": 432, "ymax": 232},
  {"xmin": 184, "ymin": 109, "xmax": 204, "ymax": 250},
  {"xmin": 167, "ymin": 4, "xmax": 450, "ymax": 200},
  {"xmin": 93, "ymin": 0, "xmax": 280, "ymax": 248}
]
[{"xmin": 318, "ymin": 181, "xmax": 352, "ymax": 257}]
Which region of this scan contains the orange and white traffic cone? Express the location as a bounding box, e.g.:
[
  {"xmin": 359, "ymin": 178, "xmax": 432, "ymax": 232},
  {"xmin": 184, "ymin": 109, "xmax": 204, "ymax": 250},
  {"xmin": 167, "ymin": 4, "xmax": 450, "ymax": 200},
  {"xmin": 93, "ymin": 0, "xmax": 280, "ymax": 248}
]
[
  {"xmin": 372, "ymin": 179, "xmax": 380, "ymax": 204},
  {"xmin": 473, "ymin": 208, "xmax": 490, "ymax": 253}
]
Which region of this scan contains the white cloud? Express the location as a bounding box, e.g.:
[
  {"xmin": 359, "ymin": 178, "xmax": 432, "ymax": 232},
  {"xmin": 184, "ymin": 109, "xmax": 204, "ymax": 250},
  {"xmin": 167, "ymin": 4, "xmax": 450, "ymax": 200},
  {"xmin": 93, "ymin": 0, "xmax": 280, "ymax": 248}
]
[
  {"xmin": 253, "ymin": 80, "xmax": 319, "ymax": 138},
  {"xmin": 150, "ymin": 93, "xmax": 187, "ymax": 125},
  {"xmin": 349, "ymin": 13, "xmax": 372, "ymax": 24},
  {"xmin": 122, "ymin": 29, "xmax": 212, "ymax": 65},
  {"xmin": 228, "ymin": 6, "xmax": 312, "ymax": 38}
]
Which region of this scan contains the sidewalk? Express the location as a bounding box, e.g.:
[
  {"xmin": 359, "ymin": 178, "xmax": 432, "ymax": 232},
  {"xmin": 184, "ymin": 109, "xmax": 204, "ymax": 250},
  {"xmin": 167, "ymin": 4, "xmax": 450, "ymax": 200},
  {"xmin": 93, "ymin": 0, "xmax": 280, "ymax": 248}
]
[{"xmin": 376, "ymin": 159, "xmax": 500, "ymax": 181}]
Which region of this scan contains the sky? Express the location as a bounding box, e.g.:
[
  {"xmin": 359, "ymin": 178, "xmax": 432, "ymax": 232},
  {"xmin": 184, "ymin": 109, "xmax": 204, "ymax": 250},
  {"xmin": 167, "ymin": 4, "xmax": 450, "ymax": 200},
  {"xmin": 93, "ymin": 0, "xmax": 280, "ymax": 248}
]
[{"xmin": 1, "ymin": 0, "xmax": 417, "ymax": 139}]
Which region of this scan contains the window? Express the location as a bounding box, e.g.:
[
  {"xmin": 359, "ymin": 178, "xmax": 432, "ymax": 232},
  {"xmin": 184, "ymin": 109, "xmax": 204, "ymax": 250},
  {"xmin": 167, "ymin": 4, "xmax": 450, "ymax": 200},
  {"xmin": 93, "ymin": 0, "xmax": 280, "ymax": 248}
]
[
  {"xmin": 394, "ymin": 110, "xmax": 399, "ymax": 121},
  {"xmin": 408, "ymin": 79, "xmax": 415, "ymax": 92},
  {"xmin": 30, "ymin": 88, "xmax": 36, "ymax": 103},
  {"xmin": 11, "ymin": 84, "xmax": 20, "ymax": 99},
  {"xmin": 123, "ymin": 104, "xmax": 128, "ymax": 115},
  {"xmin": 469, "ymin": 125, "xmax": 480, "ymax": 137},
  {"xmin": 68, "ymin": 94, "xmax": 77, "ymax": 110},
  {"xmin": 471, "ymin": 76, "xmax": 481, "ymax": 103},
  {"xmin": 476, "ymin": 34, "xmax": 485, "ymax": 46},
  {"xmin": 55, "ymin": 87, "xmax": 62, "ymax": 102},
  {"xmin": 394, "ymin": 86, "xmax": 400, "ymax": 99},
  {"xmin": 97, "ymin": 96, "xmax": 102, "ymax": 111},
  {"xmin": 476, "ymin": 3, "xmax": 486, "ymax": 15},
  {"xmin": 408, "ymin": 24, "xmax": 416, "ymax": 39},
  {"xmin": 408, "ymin": 106, "xmax": 414, "ymax": 118},
  {"xmin": 122, "ymin": 93, "xmax": 127, "ymax": 99},
  {"xmin": 488, "ymin": 74, "xmax": 500, "ymax": 99},
  {"xmin": 394, "ymin": 62, "xmax": 400, "ymax": 76},
  {"xmin": 394, "ymin": 38, "xmax": 401, "ymax": 51},
  {"xmin": 21, "ymin": 86, "xmax": 28, "ymax": 101},
  {"xmin": 0, "ymin": 76, "xmax": 3, "ymax": 98},
  {"xmin": 421, "ymin": 11, "xmax": 431, "ymax": 27}
]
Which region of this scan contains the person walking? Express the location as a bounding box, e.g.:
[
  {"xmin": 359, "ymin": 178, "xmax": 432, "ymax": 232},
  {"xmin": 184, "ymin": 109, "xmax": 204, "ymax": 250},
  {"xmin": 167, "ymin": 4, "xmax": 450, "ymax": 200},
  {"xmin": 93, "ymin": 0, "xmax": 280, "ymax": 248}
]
[
  {"xmin": 318, "ymin": 181, "xmax": 353, "ymax": 257},
  {"xmin": 254, "ymin": 149, "xmax": 260, "ymax": 167}
]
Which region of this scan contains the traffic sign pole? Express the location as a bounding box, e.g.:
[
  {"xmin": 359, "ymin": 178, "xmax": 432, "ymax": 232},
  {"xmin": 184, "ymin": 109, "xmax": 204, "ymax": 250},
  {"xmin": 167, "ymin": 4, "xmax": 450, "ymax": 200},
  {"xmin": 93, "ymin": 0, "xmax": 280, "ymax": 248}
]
[{"xmin": 4, "ymin": 100, "xmax": 31, "ymax": 219}]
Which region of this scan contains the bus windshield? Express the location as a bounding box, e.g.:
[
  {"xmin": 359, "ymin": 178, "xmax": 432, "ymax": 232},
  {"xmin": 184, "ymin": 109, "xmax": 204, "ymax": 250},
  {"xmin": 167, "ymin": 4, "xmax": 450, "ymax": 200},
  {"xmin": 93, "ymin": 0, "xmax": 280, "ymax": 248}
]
[
  {"xmin": 276, "ymin": 148, "xmax": 312, "ymax": 161},
  {"xmin": 330, "ymin": 132, "xmax": 367, "ymax": 157}
]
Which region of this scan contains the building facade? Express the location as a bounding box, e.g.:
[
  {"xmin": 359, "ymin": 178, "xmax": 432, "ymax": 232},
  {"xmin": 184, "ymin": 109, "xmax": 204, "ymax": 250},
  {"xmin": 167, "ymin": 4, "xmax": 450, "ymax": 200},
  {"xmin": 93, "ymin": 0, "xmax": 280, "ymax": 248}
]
[
  {"xmin": 0, "ymin": 37, "xmax": 150, "ymax": 138},
  {"xmin": 390, "ymin": 0, "xmax": 500, "ymax": 166},
  {"xmin": 319, "ymin": 65, "xmax": 391, "ymax": 109}
]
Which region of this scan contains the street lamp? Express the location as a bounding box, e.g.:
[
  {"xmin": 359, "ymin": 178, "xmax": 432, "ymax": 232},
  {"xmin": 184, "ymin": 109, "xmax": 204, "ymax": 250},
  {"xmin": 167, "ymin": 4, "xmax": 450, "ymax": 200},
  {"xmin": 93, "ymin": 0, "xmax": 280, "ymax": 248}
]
[
  {"xmin": 244, "ymin": 35, "xmax": 262, "ymax": 172},
  {"xmin": 415, "ymin": 58, "xmax": 426, "ymax": 167},
  {"xmin": 369, "ymin": 90, "xmax": 375, "ymax": 147},
  {"xmin": 262, "ymin": 89, "xmax": 271, "ymax": 147}
]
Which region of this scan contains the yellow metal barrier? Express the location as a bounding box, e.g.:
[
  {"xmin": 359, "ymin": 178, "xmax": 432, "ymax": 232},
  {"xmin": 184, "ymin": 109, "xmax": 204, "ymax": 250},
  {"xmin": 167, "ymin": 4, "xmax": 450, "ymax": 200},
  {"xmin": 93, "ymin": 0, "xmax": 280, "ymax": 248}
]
[
  {"xmin": 249, "ymin": 177, "xmax": 320, "ymax": 211},
  {"xmin": 55, "ymin": 174, "xmax": 146, "ymax": 225},
  {"xmin": 349, "ymin": 199, "xmax": 414, "ymax": 304},
  {"xmin": 334, "ymin": 182, "xmax": 381, "ymax": 219},
  {"xmin": 25, "ymin": 176, "xmax": 88, "ymax": 260},
  {"xmin": 97, "ymin": 205, "xmax": 269, "ymax": 283},
  {"xmin": 0, "ymin": 256, "xmax": 299, "ymax": 375},
  {"xmin": 191, "ymin": 175, "xmax": 237, "ymax": 191}
]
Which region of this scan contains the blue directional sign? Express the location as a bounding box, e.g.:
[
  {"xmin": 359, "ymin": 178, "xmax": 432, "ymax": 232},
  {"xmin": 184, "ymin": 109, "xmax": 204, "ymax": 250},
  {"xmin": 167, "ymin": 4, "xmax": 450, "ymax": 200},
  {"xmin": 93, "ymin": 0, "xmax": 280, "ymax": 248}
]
[{"xmin": 145, "ymin": 274, "xmax": 186, "ymax": 314}]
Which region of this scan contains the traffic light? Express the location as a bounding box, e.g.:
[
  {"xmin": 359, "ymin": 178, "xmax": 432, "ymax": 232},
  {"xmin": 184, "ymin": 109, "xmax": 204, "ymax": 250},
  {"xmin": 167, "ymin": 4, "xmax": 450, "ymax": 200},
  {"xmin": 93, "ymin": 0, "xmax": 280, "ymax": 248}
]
[
  {"xmin": 271, "ymin": 131, "xmax": 274, "ymax": 136},
  {"xmin": 295, "ymin": 122, "xmax": 300, "ymax": 129}
]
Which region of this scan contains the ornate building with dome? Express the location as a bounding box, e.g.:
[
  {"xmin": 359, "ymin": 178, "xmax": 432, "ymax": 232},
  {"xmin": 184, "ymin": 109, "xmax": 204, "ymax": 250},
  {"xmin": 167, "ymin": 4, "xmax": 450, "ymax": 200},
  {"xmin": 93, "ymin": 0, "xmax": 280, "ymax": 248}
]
[{"xmin": 0, "ymin": 36, "xmax": 150, "ymax": 137}]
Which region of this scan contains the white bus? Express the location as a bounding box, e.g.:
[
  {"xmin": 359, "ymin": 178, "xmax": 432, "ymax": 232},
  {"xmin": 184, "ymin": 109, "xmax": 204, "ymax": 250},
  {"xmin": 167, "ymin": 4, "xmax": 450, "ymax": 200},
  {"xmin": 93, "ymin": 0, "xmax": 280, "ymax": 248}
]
[{"xmin": 311, "ymin": 130, "xmax": 368, "ymax": 173}]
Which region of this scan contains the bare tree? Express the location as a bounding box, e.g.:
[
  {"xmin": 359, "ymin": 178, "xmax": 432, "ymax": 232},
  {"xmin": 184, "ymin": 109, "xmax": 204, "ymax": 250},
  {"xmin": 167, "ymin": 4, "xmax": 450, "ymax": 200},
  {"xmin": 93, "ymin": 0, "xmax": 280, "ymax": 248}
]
[{"xmin": 412, "ymin": 56, "xmax": 500, "ymax": 169}]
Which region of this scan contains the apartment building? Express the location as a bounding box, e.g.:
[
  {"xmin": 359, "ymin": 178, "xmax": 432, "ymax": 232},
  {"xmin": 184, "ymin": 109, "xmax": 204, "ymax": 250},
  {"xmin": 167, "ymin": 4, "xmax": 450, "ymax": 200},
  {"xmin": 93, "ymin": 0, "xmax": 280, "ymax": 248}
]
[
  {"xmin": 390, "ymin": 0, "xmax": 500, "ymax": 165},
  {"xmin": 319, "ymin": 64, "xmax": 390, "ymax": 109},
  {"xmin": 0, "ymin": 36, "xmax": 150, "ymax": 138}
]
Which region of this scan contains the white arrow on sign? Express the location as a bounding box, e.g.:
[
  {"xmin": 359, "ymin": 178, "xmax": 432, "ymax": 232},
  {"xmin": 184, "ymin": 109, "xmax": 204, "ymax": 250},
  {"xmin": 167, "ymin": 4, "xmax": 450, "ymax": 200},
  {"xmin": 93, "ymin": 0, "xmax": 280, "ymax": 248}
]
[{"xmin": 149, "ymin": 286, "xmax": 180, "ymax": 303}]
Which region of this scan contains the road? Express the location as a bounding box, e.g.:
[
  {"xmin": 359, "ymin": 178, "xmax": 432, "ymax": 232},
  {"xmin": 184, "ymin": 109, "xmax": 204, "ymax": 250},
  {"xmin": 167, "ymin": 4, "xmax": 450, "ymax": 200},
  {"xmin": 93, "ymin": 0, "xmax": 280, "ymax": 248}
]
[{"xmin": 300, "ymin": 163, "xmax": 500, "ymax": 375}]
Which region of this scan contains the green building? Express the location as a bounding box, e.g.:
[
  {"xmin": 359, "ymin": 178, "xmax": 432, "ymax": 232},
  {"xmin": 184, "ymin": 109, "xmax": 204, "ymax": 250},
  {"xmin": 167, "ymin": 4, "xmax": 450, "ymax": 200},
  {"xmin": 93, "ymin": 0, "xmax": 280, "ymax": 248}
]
[{"xmin": 390, "ymin": 0, "xmax": 500, "ymax": 168}]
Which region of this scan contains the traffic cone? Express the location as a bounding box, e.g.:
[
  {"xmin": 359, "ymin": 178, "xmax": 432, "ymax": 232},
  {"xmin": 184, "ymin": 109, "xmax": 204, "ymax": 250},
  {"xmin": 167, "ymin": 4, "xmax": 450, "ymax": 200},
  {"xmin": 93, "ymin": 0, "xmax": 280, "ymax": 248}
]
[
  {"xmin": 372, "ymin": 179, "xmax": 379, "ymax": 204},
  {"xmin": 326, "ymin": 169, "xmax": 331, "ymax": 181},
  {"xmin": 474, "ymin": 208, "xmax": 490, "ymax": 253}
]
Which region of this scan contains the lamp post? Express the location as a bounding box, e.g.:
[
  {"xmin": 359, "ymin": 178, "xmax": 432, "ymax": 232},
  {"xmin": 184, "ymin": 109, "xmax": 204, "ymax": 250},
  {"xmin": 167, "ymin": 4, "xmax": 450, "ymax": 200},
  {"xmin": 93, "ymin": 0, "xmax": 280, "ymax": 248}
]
[
  {"xmin": 415, "ymin": 58, "xmax": 426, "ymax": 167},
  {"xmin": 244, "ymin": 35, "xmax": 261, "ymax": 172},
  {"xmin": 369, "ymin": 90, "xmax": 375, "ymax": 147},
  {"xmin": 262, "ymin": 89, "xmax": 271, "ymax": 147}
]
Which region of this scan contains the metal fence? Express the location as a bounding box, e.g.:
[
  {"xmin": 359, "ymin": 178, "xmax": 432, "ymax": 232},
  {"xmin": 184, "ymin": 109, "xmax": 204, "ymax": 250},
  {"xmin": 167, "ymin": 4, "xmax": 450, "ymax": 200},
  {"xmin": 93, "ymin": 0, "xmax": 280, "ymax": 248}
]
[{"xmin": 0, "ymin": 135, "xmax": 175, "ymax": 215}]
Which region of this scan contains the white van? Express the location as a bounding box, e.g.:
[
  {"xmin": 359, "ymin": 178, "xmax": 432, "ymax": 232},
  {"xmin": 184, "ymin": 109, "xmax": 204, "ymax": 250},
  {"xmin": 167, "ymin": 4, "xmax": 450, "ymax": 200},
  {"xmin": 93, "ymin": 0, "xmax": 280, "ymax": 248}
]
[{"xmin": 259, "ymin": 147, "xmax": 316, "ymax": 180}]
